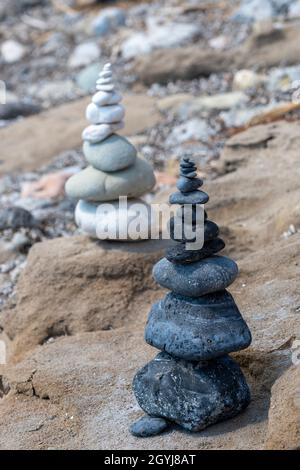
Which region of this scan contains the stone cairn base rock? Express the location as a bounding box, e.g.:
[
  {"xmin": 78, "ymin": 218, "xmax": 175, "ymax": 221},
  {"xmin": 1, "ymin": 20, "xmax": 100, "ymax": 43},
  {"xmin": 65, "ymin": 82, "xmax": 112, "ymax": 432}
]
[
  {"xmin": 131, "ymin": 157, "xmax": 252, "ymax": 437},
  {"xmin": 65, "ymin": 63, "xmax": 156, "ymax": 241}
]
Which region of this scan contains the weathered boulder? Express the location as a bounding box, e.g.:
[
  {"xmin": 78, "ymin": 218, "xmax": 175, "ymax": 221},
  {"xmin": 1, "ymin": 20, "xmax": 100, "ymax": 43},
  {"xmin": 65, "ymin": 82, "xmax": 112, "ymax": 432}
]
[
  {"xmin": 0, "ymin": 236, "xmax": 167, "ymax": 360},
  {"xmin": 265, "ymin": 366, "xmax": 300, "ymax": 450}
]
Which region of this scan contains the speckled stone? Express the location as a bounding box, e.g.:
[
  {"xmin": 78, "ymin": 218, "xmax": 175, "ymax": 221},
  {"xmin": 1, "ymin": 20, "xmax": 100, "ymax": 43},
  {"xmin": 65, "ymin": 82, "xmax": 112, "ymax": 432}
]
[
  {"xmin": 133, "ymin": 352, "xmax": 251, "ymax": 432},
  {"xmin": 145, "ymin": 290, "xmax": 252, "ymax": 360},
  {"xmin": 83, "ymin": 134, "xmax": 136, "ymax": 172},
  {"xmin": 130, "ymin": 416, "xmax": 169, "ymax": 437},
  {"xmin": 165, "ymin": 238, "xmax": 225, "ymax": 264},
  {"xmin": 153, "ymin": 255, "xmax": 238, "ymax": 297},
  {"xmin": 169, "ymin": 190, "xmax": 209, "ymax": 205}
]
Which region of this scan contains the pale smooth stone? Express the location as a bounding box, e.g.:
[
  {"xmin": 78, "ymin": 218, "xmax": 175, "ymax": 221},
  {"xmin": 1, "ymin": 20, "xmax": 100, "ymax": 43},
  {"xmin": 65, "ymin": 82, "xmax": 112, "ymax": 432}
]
[
  {"xmin": 97, "ymin": 77, "xmax": 113, "ymax": 85},
  {"xmin": 96, "ymin": 83, "xmax": 115, "ymax": 92},
  {"xmin": 83, "ymin": 134, "xmax": 136, "ymax": 172},
  {"xmin": 103, "ymin": 63, "xmax": 111, "ymax": 70},
  {"xmin": 75, "ymin": 198, "xmax": 156, "ymax": 240},
  {"xmin": 65, "ymin": 157, "xmax": 156, "ymax": 202},
  {"xmin": 92, "ymin": 90, "xmax": 122, "ymax": 106},
  {"xmin": 86, "ymin": 102, "xmax": 125, "ymax": 124},
  {"xmin": 99, "ymin": 71, "xmax": 112, "ymax": 79},
  {"xmin": 82, "ymin": 122, "xmax": 124, "ymax": 143}
]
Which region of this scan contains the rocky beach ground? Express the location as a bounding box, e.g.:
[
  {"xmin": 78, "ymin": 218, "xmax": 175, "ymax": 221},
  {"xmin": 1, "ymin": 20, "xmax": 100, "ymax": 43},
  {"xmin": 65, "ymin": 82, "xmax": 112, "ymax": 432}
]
[{"xmin": 0, "ymin": 0, "xmax": 300, "ymax": 450}]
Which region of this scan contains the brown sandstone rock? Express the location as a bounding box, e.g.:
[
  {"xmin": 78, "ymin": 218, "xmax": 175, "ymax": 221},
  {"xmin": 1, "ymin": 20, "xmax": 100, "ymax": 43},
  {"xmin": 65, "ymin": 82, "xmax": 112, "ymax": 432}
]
[
  {"xmin": 0, "ymin": 237, "xmax": 167, "ymax": 361},
  {"xmin": 133, "ymin": 25, "xmax": 300, "ymax": 85},
  {"xmin": 265, "ymin": 366, "xmax": 300, "ymax": 450},
  {"xmin": 0, "ymin": 94, "xmax": 161, "ymax": 175}
]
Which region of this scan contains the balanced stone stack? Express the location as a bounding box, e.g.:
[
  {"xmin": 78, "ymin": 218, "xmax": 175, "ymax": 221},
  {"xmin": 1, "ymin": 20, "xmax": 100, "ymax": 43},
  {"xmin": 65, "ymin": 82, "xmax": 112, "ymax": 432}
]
[
  {"xmin": 131, "ymin": 157, "xmax": 252, "ymax": 437},
  {"xmin": 65, "ymin": 63, "xmax": 156, "ymax": 240}
]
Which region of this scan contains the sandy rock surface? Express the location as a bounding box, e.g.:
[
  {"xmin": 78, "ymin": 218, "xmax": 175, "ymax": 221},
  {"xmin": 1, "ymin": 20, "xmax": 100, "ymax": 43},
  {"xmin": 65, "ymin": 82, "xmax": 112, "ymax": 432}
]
[
  {"xmin": 0, "ymin": 94, "xmax": 161, "ymax": 175},
  {"xmin": 0, "ymin": 120, "xmax": 299, "ymax": 449}
]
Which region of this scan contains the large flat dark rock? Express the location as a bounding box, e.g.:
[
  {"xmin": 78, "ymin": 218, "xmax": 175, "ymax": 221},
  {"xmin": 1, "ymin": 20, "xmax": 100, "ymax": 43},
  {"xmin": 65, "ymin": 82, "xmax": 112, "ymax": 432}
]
[
  {"xmin": 145, "ymin": 291, "xmax": 252, "ymax": 361},
  {"xmin": 133, "ymin": 352, "xmax": 251, "ymax": 432}
]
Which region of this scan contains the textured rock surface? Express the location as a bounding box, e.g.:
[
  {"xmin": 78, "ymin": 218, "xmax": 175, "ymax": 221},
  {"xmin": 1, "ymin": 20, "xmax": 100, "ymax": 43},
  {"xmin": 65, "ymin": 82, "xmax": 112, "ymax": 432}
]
[
  {"xmin": 145, "ymin": 291, "xmax": 251, "ymax": 360},
  {"xmin": 0, "ymin": 236, "xmax": 167, "ymax": 360},
  {"xmin": 153, "ymin": 256, "xmax": 238, "ymax": 297},
  {"xmin": 0, "ymin": 94, "xmax": 161, "ymax": 175},
  {"xmin": 133, "ymin": 25, "xmax": 300, "ymax": 85},
  {"xmin": 265, "ymin": 366, "xmax": 300, "ymax": 450},
  {"xmin": 1, "ymin": 122, "xmax": 300, "ymax": 449},
  {"xmin": 133, "ymin": 353, "xmax": 250, "ymax": 432}
]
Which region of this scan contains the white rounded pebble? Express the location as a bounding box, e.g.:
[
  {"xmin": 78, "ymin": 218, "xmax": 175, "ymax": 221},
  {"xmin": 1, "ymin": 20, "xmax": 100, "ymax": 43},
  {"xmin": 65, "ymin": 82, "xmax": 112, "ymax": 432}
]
[
  {"xmin": 92, "ymin": 90, "xmax": 122, "ymax": 106},
  {"xmin": 75, "ymin": 198, "xmax": 155, "ymax": 240},
  {"xmin": 82, "ymin": 121, "xmax": 124, "ymax": 143},
  {"xmin": 86, "ymin": 102, "xmax": 124, "ymax": 124},
  {"xmin": 96, "ymin": 83, "xmax": 115, "ymax": 92}
]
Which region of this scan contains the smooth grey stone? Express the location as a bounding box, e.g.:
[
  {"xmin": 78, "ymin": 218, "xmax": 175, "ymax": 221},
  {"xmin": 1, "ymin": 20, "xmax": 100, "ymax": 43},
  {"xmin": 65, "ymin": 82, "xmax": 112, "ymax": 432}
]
[
  {"xmin": 65, "ymin": 157, "xmax": 156, "ymax": 202},
  {"xmin": 153, "ymin": 255, "xmax": 238, "ymax": 296},
  {"xmin": 145, "ymin": 290, "xmax": 252, "ymax": 360},
  {"xmin": 83, "ymin": 134, "xmax": 137, "ymax": 172},
  {"xmin": 133, "ymin": 352, "xmax": 251, "ymax": 432},
  {"xmin": 169, "ymin": 218, "xmax": 218, "ymax": 242},
  {"xmin": 169, "ymin": 190, "xmax": 209, "ymax": 205},
  {"xmin": 176, "ymin": 176, "xmax": 203, "ymax": 193},
  {"xmin": 179, "ymin": 169, "xmax": 197, "ymax": 178},
  {"xmin": 166, "ymin": 238, "xmax": 225, "ymax": 264},
  {"xmin": 130, "ymin": 415, "xmax": 169, "ymax": 437},
  {"xmin": 180, "ymin": 161, "xmax": 195, "ymax": 168},
  {"xmin": 0, "ymin": 206, "xmax": 37, "ymax": 231}
]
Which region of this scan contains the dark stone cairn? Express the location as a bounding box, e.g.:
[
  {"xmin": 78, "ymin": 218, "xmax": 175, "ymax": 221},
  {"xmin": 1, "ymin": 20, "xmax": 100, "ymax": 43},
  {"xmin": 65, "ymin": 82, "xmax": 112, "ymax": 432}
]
[{"xmin": 130, "ymin": 157, "xmax": 252, "ymax": 437}]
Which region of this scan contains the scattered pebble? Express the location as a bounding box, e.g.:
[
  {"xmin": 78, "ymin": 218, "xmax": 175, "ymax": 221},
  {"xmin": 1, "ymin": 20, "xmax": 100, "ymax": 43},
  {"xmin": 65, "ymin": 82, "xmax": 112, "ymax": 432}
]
[
  {"xmin": 130, "ymin": 415, "xmax": 169, "ymax": 437},
  {"xmin": 1, "ymin": 40, "xmax": 26, "ymax": 63},
  {"xmin": 68, "ymin": 42, "xmax": 101, "ymax": 69}
]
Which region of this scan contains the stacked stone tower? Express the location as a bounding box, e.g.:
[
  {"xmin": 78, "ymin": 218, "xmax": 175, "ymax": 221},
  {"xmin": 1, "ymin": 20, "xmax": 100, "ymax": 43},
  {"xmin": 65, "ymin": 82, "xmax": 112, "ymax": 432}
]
[
  {"xmin": 131, "ymin": 157, "xmax": 252, "ymax": 436},
  {"xmin": 65, "ymin": 63, "xmax": 156, "ymax": 240}
]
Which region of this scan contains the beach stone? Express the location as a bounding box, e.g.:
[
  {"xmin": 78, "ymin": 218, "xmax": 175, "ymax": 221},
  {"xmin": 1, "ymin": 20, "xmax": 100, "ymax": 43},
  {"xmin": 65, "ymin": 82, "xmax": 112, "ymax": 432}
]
[
  {"xmin": 82, "ymin": 122, "xmax": 124, "ymax": 144},
  {"xmin": 176, "ymin": 176, "xmax": 203, "ymax": 193},
  {"xmin": 169, "ymin": 190, "xmax": 209, "ymax": 205},
  {"xmin": 68, "ymin": 42, "xmax": 100, "ymax": 69},
  {"xmin": 166, "ymin": 238, "xmax": 225, "ymax": 264},
  {"xmin": 130, "ymin": 416, "xmax": 168, "ymax": 438},
  {"xmin": 133, "ymin": 352, "xmax": 251, "ymax": 432},
  {"xmin": 76, "ymin": 63, "xmax": 102, "ymax": 92},
  {"xmin": 1, "ymin": 40, "xmax": 26, "ymax": 63},
  {"xmin": 83, "ymin": 134, "xmax": 136, "ymax": 172},
  {"xmin": 169, "ymin": 219, "xmax": 218, "ymax": 243},
  {"xmin": 179, "ymin": 170, "xmax": 197, "ymax": 178},
  {"xmin": 91, "ymin": 7, "xmax": 126, "ymax": 37},
  {"xmin": 165, "ymin": 118, "xmax": 214, "ymax": 147},
  {"xmin": 75, "ymin": 199, "xmax": 155, "ymax": 240},
  {"xmin": 0, "ymin": 207, "xmax": 37, "ymax": 231},
  {"xmin": 145, "ymin": 291, "xmax": 251, "ymax": 361},
  {"xmin": 65, "ymin": 157, "xmax": 156, "ymax": 202},
  {"xmin": 153, "ymin": 256, "xmax": 238, "ymax": 297},
  {"xmin": 92, "ymin": 90, "xmax": 122, "ymax": 107},
  {"xmin": 86, "ymin": 103, "xmax": 125, "ymax": 125}
]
